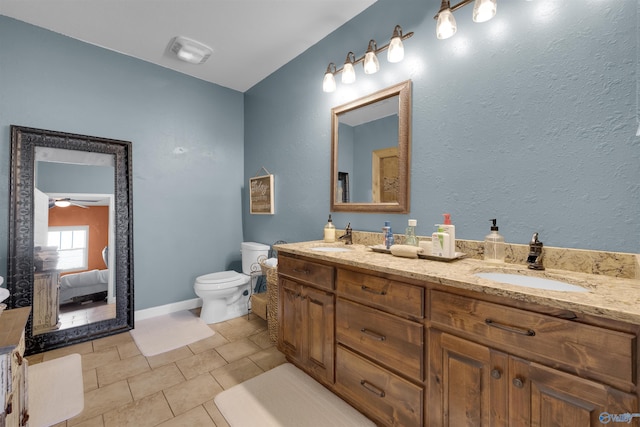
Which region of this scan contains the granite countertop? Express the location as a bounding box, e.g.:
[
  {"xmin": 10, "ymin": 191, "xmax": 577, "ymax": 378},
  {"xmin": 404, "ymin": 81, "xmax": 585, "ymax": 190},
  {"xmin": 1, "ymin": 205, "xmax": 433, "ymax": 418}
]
[{"xmin": 275, "ymin": 241, "xmax": 640, "ymax": 325}]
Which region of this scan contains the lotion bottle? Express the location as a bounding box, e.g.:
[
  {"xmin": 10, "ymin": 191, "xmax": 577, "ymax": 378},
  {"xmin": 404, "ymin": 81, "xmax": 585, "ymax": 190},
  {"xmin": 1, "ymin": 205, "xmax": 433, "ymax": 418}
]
[
  {"xmin": 324, "ymin": 215, "xmax": 336, "ymax": 243},
  {"xmin": 484, "ymin": 219, "xmax": 505, "ymax": 263},
  {"xmin": 438, "ymin": 213, "xmax": 456, "ymax": 254}
]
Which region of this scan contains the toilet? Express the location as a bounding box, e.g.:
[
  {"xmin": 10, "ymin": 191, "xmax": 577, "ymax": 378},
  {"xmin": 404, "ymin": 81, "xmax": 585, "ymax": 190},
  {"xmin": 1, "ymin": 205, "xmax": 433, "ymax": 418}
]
[{"xmin": 194, "ymin": 242, "xmax": 270, "ymax": 324}]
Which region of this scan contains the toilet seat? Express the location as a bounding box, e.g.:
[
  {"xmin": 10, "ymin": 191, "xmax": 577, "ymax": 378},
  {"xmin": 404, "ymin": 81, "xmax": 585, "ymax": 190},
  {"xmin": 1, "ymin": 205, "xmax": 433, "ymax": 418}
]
[{"xmin": 195, "ymin": 271, "xmax": 249, "ymax": 290}]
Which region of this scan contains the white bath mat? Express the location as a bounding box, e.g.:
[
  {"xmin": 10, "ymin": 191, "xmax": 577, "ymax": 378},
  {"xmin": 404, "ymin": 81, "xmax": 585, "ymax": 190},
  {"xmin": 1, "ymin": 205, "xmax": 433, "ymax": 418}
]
[
  {"xmin": 130, "ymin": 310, "xmax": 215, "ymax": 357},
  {"xmin": 28, "ymin": 353, "xmax": 84, "ymax": 427},
  {"xmin": 214, "ymin": 363, "xmax": 375, "ymax": 426}
]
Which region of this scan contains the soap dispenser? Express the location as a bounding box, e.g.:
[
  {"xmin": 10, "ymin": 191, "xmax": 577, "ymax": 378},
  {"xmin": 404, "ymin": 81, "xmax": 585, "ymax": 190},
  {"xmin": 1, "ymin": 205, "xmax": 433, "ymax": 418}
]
[
  {"xmin": 484, "ymin": 219, "xmax": 505, "ymax": 263},
  {"xmin": 324, "ymin": 215, "xmax": 336, "ymax": 243},
  {"xmin": 405, "ymin": 219, "xmax": 418, "ymax": 246}
]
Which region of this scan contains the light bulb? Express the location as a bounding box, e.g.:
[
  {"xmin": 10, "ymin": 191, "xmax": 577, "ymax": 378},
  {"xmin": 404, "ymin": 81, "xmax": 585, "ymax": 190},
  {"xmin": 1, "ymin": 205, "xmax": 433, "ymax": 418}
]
[
  {"xmin": 342, "ymin": 62, "xmax": 355, "ymax": 84},
  {"xmin": 436, "ymin": 8, "xmax": 457, "ymax": 39},
  {"xmin": 363, "ymin": 51, "xmax": 379, "ymax": 74},
  {"xmin": 322, "ymin": 71, "xmax": 336, "ymax": 92},
  {"xmin": 473, "ymin": 0, "xmax": 497, "ymax": 23},
  {"xmin": 55, "ymin": 200, "xmax": 71, "ymax": 208},
  {"xmin": 387, "ymin": 36, "xmax": 404, "ymax": 63}
]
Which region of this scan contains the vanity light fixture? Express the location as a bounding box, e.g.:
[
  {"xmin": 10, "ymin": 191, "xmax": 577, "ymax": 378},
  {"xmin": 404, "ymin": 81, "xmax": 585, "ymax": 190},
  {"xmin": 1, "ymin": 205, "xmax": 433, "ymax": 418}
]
[
  {"xmin": 168, "ymin": 36, "xmax": 213, "ymax": 64},
  {"xmin": 435, "ymin": 0, "xmax": 497, "ymax": 40},
  {"xmin": 322, "ymin": 25, "xmax": 413, "ymax": 93}
]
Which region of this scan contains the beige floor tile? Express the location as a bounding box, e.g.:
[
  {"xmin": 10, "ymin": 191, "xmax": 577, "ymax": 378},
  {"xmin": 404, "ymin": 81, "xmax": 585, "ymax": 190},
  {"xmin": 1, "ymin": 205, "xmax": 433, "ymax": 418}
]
[
  {"xmin": 248, "ymin": 329, "xmax": 274, "ymax": 349},
  {"xmin": 128, "ymin": 363, "xmax": 186, "ymax": 401},
  {"xmin": 163, "ymin": 373, "xmax": 223, "ymax": 416},
  {"xmin": 212, "ymin": 315, "xmax": 267, "ymax": 342},
  {"xmin": 83, "ymin": 368, "xmax": 99, "ymax": 392},
  {"xmin": 215, "ymin": 337, "xmax": 263, "ymax": 363},
  {"xmin": 72, "ymin": 415, "xmax": 104, "ymax": 427},
  {"xmin": 203, "ymin": 400, "xmax": 230, "ymax": 427},
  {"xmin": 211, "ymin": 357, "xmax": 264, "ymax": 389},
  {"xmin": 156, "ymin": 405, "xmax": 216, "ymax": 427},
  {"xmin": 93, "ymin": 332, "xmax": 134, "ymax": 352},
  {"xmin": 41, "ymin": 341, "xmax": 94, "ymax": 361},
  {"xmin": 96, "ymin": 354, "xmax": 150, "ymax": 386},
  {"xmin": 187, "ymin": 333, "xmax": 230, "ymax": 354},
  {"xmin": 82, "ymin": 347, "xmax": 120, "ymax": 371},
  {"xmin": 68, "ymin": 380, "xmax": 132, "ymax": 426},
  {"xmin": 146, "ymin": 345, "xmax": 194, "ymax": 369},
  {"xmin": 103, "ymin": 391, "xmax": 173, "ymax": 427},
  {"xmin": 176, "ymin": 349, "xmax": 228, "ymax": 380},
  {"xmin": 248, "ymin": 346, "xmax": 287, "ymax": 372},
  {"xmin": 117, "ymin": 340, "xmax": 142, "ymax": 359},
  {"xmin": 25, "ymin": 352, "xmax": 44, "ymax": 365}
]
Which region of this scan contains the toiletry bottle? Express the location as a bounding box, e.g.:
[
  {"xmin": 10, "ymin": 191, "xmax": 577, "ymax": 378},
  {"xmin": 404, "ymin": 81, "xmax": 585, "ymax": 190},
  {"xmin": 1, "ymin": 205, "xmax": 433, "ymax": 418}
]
[
  {"xmin": 484, "ymin": 219, "xmax": 505, "ymax": 263},
  {"xmin": 432, "ymin": 226, "xmax": 454, "ymax": 258},
  {"xmin": 324, "ymin": 215, "xmax": 336, "ymax": 243},
  {"xmin": 405, "ymin": 219, "xmax": 418, "ymax": 246},
  {"xmin": 438, "ymin": 213, "xmax": 456, "ymax": 254},
  {"xmin": 384, "ymin": 221, "xmax": 395, "ymax": 249}
]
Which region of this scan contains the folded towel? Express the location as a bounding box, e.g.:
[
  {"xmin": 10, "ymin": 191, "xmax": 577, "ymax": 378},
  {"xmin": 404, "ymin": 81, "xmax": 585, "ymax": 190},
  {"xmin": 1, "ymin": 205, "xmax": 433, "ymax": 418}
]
[{"xmin": 390, "ymin": 244, "xmax": 424, "ymax": 259}]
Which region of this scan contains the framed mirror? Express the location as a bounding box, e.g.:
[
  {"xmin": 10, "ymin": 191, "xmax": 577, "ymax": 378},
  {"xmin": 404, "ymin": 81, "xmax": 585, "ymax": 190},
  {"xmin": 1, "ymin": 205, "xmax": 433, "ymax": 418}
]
[
  {"xmin": 330, "ymin": 80, "xmax": 412, "ymax": 213},
  {"xmin": 8, "ymin": 125, "xmax": 134, "ymax": 355}
]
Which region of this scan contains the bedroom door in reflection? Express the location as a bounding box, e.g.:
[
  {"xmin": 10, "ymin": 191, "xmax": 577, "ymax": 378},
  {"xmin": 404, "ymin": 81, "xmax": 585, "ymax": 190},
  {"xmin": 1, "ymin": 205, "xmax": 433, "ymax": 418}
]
[{"xmin": 33, "ymin": 147, "xmax": 116, "ymax": 335}]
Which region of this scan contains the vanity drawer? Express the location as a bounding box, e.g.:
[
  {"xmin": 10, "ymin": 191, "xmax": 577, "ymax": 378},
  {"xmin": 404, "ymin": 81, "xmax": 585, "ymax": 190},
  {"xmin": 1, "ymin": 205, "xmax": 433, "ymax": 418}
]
[
  {"xmin": 336, "ymin": 298, "xmax": 423, "ymax": 380},
  {"xmin": 278, "ymin": 255, "xmax": 334, "ymax": 291},
  {"xmin": 430, "ymin": 290, "xmax": 635, "ymax": 388},
  {"xmin": 337, "ymin": 269, "xmax": 423, "ymax": 319},
  {"xmin": 335, "ymin": 346, "xmax": 423, "ymax": 427}
]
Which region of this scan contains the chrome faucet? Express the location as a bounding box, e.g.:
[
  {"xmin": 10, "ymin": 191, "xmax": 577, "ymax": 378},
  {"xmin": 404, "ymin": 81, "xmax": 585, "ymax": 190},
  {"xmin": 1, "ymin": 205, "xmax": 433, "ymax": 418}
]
[
  {"xmin": 527, "ymin": 232, "xmax": 544, "ymax": 270},
  {"xmin": 338, "ymin": 223, "xmax": 353, "ymax": 245}
]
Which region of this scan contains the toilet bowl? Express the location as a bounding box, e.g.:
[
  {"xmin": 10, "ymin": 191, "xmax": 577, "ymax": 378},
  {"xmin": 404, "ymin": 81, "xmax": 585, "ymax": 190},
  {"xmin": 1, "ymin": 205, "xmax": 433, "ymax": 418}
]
[{"xmin": 194, "ymin": 242, "xmax": 270, "ymax": 324}]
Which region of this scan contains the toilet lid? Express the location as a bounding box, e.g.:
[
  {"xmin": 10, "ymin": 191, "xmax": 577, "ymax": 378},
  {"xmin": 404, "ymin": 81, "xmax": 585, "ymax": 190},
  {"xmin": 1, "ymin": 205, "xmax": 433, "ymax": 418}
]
[{"xmin": 195, "ymin": 271, "xmax": 248, "ymax": 289}]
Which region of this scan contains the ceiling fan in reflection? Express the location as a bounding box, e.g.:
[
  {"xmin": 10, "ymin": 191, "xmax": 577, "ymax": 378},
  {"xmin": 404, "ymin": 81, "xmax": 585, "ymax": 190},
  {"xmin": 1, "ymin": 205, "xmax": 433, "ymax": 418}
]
[{"xmin": 48, "ymin": 198, "xmax": 98, "ymax": 209}]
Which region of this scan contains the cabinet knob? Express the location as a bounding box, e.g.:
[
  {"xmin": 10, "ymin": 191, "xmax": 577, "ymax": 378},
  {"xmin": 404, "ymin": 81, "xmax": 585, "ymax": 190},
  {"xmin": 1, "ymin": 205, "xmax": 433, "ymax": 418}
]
[
  {"xmin": 512, "ymin": 377, "xmax": 525, "ymax": 388},
  {"xmin": 491, "ymin": 369, "xmax": 502, "ymax": 379}
]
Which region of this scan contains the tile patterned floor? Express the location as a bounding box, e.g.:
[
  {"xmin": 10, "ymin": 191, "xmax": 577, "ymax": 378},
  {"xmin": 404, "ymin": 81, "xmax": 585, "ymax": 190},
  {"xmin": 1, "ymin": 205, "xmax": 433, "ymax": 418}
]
[{"xmin": 26, "ymin": 313, "xmax": 287, "ymax": 427}]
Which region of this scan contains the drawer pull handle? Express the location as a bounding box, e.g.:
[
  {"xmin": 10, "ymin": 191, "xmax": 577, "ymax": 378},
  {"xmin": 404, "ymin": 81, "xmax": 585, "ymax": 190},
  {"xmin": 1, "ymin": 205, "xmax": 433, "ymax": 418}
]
[
  {"xmin": 360, "ymin": 328, "xmax": 386, "ymax": 341},
  {"xmin": 491, "ymin": 369, "xmax": 502, "ymax": 379},
  {"xmin": 293, "ymin": 268, "xmax": 310, "ymax": 275},
  {"xmin": 360, "ymin": 380, "xmax": 386, "ymax": 398},
  {"xmin": 14, "ymin": 351, "xmax": 23, "ymax": 366},
  {"xmin": 485, "ymin": 319, "xmax": 536, "ymax": 336},
  {"xmin": 360, "ymin": 285, "xmax": 387, "ymax": 296},
  {"xmin": 512, "ymin": 377, "xmax": 525, "ymax": 389}
]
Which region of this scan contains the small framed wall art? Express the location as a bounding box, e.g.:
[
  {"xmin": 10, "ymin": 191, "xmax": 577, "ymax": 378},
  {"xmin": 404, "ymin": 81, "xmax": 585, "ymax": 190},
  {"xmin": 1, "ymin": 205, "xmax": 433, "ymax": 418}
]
[{"xmin": 250, "ymin": 169, "xmax": 274, "ymax": 215}]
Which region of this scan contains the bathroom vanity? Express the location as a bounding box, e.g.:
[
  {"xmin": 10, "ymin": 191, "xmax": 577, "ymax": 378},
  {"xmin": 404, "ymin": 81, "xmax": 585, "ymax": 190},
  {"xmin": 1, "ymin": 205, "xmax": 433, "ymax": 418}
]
[{"xmin": 276, "ymin": 241, "xmax": 640, "ymax": 426}]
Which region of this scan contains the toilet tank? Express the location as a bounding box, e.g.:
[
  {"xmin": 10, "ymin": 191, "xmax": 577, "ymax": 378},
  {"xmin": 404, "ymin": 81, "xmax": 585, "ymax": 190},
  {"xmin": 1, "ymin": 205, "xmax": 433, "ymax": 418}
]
[{"xmin": 241, "ymin": 242, "xmax": 270, "ymax": 275}]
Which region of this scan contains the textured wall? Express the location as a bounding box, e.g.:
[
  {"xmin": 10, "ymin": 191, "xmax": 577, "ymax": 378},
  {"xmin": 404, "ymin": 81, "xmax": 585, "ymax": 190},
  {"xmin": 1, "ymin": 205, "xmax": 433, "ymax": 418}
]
[
  {"xmin": 0, "ymin": 16, "xmax": 245, "ymax": 310},
  {"xmin": 244, "ymin": 0, "xmax": 639, "ymax": 253}
]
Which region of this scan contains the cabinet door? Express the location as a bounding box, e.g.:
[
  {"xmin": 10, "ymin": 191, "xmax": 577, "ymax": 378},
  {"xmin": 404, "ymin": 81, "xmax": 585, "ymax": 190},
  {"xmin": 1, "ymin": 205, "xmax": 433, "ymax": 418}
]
[
  {"xmin": 278, "ymin": 278, "xmax": 303, "ymax": 362},
  {"xmin": 428, "ymin": 331, "xmax": 508, "ymax": 427},
  {"xmin": 303, "ymin": 286, "xmax": 335, "ymax": 385},
  {"xmin": 509, "ymin": 357, "xmax": 638, "ymax": 427}
]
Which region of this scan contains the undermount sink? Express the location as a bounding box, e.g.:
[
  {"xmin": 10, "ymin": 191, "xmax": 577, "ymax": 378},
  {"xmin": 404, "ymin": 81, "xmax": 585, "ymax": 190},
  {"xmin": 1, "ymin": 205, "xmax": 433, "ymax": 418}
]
[
  {"xmin": 475, "ymin": 272, "xmax": 588, "ymax": 293},
  {"xmin": 310, "ymin": 247, "xmax": 352, "ymax": 253}
]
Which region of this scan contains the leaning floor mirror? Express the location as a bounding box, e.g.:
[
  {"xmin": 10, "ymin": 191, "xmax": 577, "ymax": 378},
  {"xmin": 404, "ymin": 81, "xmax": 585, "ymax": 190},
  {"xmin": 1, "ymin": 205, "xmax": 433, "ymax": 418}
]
[{"xmin": 8, "ymin": 125, "xmax": 134, "ymax": 355}]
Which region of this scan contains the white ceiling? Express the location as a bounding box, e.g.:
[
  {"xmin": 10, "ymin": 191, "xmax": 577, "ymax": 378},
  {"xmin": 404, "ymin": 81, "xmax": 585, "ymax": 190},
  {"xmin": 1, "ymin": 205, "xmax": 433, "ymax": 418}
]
[{"xmin": 1, "ymin": 0, "xmax": 377, "ymax": 92}]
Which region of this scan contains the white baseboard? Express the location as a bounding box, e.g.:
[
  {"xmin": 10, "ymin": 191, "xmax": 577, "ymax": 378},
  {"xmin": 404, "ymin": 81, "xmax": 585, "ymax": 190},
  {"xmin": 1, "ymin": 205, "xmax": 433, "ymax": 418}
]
[{"xmin": 135, "ymin": 298, "xmax": 203, "ymax": 321}]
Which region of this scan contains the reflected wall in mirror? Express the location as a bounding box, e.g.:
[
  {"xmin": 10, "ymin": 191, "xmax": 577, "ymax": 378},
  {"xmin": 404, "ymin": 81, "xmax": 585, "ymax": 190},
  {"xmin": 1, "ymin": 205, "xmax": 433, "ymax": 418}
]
[
  {"xmin": 8, "ymin": 126, "xmax": 134, "ymax": 355},
  {"xmin": 331, "ymin": 80, "xmax": 411, "ymax": 213}
]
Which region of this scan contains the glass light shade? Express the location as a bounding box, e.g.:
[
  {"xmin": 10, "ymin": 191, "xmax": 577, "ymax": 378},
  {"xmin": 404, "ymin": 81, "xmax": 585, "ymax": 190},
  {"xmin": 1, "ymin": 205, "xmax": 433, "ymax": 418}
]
[
  {"xmin": 322, "ymin": 72, "xmax": 336, "ymax": 92},
  {"xmin": 473, "ymin": 0, "xmax": 497, "ymax": 23},
  {"xmin": 436, "ymin": 9, "xmax": 457, "ymax": 40},
  {"xmin": 363, "ymin": 51, "xmax": 380, "ymax": 74},
  {"xmin": 387, "ymin": 37, "xmax": 404, "ymax": 63},
  {"xmin": 342, "ymin": 62, "xmax": 356, "ymax": 84},
  {"xmin": 55, "ymin": 200, "xmax": 71, "ymax": 208}
]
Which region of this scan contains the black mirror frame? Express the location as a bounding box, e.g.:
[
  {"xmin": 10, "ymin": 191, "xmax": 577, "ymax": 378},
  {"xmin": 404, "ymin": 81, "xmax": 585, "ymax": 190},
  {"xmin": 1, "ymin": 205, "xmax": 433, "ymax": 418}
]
[{"xmin": 7, "ymin": 125, "xmax": 134, "ymax": 355}]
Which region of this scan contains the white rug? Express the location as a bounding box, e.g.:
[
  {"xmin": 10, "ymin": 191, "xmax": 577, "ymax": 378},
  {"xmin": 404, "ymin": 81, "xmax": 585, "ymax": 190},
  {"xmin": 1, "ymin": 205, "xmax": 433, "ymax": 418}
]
[
  {"xmin": 214, "ymin": 363, "xmax": 375, "ymax": 426},
  {"xmin": 130, "ymin": 310, "xmax": 215, "ymax": 357},
  {"xmin": 28, "ymin": 353, "xmax": 84, "ymax": 427}
]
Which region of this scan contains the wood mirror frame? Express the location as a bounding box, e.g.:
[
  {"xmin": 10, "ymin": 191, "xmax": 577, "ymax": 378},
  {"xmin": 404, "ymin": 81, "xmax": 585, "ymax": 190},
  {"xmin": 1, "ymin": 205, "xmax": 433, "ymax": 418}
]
[
  {"xmin": 330, "ymin": 80, "xmax": 412, "ymax": 213},
  {"xmin": 7, "ymin": 125, "xmax": 134, "ymax": 355}
]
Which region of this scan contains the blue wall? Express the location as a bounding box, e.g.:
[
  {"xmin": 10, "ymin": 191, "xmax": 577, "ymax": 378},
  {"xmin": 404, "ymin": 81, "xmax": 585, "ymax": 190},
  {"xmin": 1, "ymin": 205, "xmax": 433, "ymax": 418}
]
[
  {"xmin": 0, "ymin": 16, "xmax": 245, "ymax": 310},
  {"xmin": 244, "ymin": 0, "xmax": 639, "ymax": 253}
]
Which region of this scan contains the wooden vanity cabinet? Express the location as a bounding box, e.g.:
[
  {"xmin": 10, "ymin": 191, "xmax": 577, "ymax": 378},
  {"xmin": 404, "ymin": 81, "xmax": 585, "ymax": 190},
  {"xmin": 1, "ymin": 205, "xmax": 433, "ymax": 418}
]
[
  {"xmin": 277, "ymin": 256, "xmax": 335, "ymax": 386},
  {"xmin": 1, "ymin": 307, "xmax": 31, "ymax": 427},
  {"xmin": 429, "ymin": 291, "xmax": 638, "ymax": 427}
]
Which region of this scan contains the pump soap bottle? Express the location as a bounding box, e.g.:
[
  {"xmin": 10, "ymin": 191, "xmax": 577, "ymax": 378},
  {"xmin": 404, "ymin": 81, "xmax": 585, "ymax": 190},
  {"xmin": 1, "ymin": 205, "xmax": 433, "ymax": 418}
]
[
  {"xmin": 439, "ymin": 213, "xmax": 456, "ymax": 253},
  {"xmin": 484, "ymin": 219, "xmax": 505, "ymax": 263},
  {"xmin": 324, "ymin": 215, "xmax": 336, "ymax": 243}
]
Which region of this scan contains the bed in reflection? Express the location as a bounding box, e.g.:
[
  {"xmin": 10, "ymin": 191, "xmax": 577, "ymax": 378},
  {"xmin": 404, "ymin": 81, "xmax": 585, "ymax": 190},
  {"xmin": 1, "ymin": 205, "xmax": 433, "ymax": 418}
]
[{"xmin": 59, "ymin": 269, "xmax": 109, "ymax": 303}]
